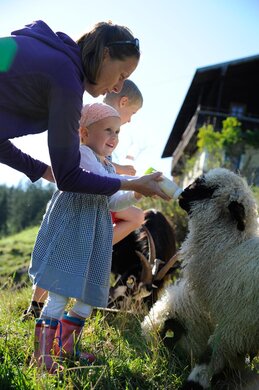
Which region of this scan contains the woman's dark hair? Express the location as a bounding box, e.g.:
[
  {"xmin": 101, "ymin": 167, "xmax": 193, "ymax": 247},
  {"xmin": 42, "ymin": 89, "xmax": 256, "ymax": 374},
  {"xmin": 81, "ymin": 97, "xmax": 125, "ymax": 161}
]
[{"xmin": 77, "ymin": 21, "xmax": 140, "ymax": 84}]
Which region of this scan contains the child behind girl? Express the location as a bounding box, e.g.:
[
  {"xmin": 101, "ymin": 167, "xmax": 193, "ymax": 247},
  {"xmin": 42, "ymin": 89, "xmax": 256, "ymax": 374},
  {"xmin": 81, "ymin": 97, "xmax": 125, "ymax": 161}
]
[
  {"xmin": 104, "ymin": 80, "xmax": 145, "ymax": 244},
  {"xmin": 29, "ymin": 103, "xmax": 143, "ymax": 373},
  {"xmin": 104, "ymin": 79, "xmax": 143, "ymax": 176}
]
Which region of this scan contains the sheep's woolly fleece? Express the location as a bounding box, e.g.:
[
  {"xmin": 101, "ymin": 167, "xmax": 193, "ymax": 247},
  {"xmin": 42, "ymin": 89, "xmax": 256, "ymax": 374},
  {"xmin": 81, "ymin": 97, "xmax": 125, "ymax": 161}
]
[{"xmin": 142, "ymin": 168, "xmax": 259, "ymax": 382}]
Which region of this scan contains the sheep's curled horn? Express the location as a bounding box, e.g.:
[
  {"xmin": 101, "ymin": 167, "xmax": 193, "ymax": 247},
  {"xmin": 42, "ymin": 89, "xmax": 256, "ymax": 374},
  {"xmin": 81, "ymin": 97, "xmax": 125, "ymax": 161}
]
[
  {"xmin": 137, "ymin": 224, "xmax": 179, "ymax": 283},
  {"xmin": 135, "ymin": 225, "xmax": 156, "ymax": 286},
  {"xmin": 228, "ymin": 201, "xmax": 246, "ymax": 231}
]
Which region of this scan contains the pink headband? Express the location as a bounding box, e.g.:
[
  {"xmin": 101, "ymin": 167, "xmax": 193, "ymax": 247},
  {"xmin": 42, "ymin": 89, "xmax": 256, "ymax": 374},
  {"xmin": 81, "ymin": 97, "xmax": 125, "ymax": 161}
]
[{"xmin": 80, "ymin": 103, "xmax": 120, "ymax": 128}]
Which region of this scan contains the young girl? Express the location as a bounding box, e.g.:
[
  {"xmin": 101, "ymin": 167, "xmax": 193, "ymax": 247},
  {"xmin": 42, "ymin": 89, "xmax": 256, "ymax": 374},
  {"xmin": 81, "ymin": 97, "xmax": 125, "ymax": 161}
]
[
  {"xmin": 29, "ymin": 103, "xmax": 143, "ymax": 373},
  {"xmin": 23, "ymin": 80, "xmax": 145, "ymax": 320}
]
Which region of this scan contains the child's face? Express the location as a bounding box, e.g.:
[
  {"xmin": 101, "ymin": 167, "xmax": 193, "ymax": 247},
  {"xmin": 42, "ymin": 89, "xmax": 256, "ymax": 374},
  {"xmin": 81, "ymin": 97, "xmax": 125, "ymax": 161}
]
[
  {"xmin": 119, "ymin": 102, "xmax": 142, "ymax": 125},
  {"xmin": 86, "ymin": 116, "xmax": 121, "ymax": 157}
]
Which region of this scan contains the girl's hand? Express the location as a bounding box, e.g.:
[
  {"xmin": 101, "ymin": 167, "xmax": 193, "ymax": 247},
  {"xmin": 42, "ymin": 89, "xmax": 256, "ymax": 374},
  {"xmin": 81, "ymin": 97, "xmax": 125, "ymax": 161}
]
[
  {"xmin": 113, "ymin": 162, "xmax": 136, "ymax": 176},
  {"xmin": 134, "ymin": 191, "xmax": 143, "ymax": 200},
  {"xmin": 120, "ymin": 172, "xmax": 172, "ymax": 200}
]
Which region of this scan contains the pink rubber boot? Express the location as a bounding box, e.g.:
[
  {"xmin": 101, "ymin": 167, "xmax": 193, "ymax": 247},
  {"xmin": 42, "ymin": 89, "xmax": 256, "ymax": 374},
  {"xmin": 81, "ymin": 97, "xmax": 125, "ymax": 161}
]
[
  {"xmin": 33, "ymin": 318, "xmax": 63, "ymax": 374},
  {"xmin": 54, "ymin": 313, "xmax": 95, "ymax": 364}
]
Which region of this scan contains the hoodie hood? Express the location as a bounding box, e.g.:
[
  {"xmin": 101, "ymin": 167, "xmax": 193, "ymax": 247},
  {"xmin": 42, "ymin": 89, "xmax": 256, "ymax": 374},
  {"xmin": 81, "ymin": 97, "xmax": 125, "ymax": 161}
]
[{"xmin": 11, "ymin": 20, "xmax": 82, "ymax": 71}]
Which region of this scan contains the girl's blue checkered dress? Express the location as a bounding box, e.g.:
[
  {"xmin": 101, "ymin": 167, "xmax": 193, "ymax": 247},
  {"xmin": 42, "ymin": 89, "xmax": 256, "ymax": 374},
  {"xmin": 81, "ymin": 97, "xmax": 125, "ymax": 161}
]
[{"xmin": 29, "ymin": 163, "xmax": 114, "ymax": 308}]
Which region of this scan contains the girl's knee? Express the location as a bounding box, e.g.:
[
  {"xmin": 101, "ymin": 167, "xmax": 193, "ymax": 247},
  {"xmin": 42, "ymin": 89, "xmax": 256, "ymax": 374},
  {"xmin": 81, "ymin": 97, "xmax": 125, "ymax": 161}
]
[
  {"xmin": 71, "ymin": 301, "xmax": 93, "ymax": 319},
  {"xmin": 135, "ymin": 208, "xmax": 145, "ymax": 226},
  {"xmin": 130, "ymin": 207, "xmax": 145, "ymax": 228}
]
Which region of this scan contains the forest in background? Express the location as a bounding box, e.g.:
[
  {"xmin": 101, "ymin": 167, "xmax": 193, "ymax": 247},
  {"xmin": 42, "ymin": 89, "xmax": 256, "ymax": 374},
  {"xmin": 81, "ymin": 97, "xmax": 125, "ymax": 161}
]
[{"xmin": 0, "ymin": 181, "xmax": 55, "ymax": 238}]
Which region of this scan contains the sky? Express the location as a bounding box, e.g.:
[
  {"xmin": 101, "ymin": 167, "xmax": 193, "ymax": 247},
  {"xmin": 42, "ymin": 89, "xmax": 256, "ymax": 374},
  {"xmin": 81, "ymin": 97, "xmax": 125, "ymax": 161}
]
[{"xmin": 1, "ymin": 0, "xmax": 259, "ymax": 186}]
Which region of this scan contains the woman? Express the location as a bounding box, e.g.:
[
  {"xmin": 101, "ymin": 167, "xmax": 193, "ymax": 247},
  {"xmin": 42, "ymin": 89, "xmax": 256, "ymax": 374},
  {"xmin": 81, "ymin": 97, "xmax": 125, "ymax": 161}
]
[{"xmin": 0, "ymin": 20, "xmax": 168, "ymax": 199}]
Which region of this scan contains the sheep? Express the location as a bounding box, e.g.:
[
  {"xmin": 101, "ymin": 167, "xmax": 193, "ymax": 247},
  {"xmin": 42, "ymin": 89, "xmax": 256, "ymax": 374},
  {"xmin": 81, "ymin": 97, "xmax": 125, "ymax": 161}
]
[{"xmin": 141, "ymin": 168, "xmax": 259, "ymax": 389}]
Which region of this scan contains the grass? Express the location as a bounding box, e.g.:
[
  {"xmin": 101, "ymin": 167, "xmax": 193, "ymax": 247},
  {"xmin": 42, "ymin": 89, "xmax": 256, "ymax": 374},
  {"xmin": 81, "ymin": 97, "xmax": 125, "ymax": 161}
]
[
  {"xmin": 0, "ymin": 228, "xmax": 258, "ymax": 389},
  {"xmin": 0, "ymin": 227, "xmax": 188, "ymax": 389},
  {"xmin": 0, "ymin": 285, "xmax": 188, "ymax": 389},
  {"xmin": 0, "ymin": 227, "xmax": 38, "ymax": 287}
]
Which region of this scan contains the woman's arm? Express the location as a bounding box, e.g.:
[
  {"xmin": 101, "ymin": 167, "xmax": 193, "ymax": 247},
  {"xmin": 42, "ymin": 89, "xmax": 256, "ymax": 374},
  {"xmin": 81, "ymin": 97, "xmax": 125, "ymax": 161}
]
[
  {"xmin": 81, "ymin": 146, "xmax": 171, "ymax": 200},
  {"xmin": 0, "ymin": 140, "xmax": 48, "ymax": 182},
  {"xmin": 120, "ymin": 172, "xmax": 171, "ymax": 200},
  {"xmin": 47, "ymin": 82, "xmax": 121, "ymax": 196}
]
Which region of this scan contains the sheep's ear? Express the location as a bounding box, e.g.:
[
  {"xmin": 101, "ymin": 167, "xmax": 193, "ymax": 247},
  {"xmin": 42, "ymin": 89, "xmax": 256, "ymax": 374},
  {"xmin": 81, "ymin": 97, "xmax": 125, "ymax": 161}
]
[
  {"xmin": 228, "ymin": 201, "xmax": 246, "ymax": 231},
  {"xmin": 160, "ymin": 318, "xmax": 186, "ymax": 348}
]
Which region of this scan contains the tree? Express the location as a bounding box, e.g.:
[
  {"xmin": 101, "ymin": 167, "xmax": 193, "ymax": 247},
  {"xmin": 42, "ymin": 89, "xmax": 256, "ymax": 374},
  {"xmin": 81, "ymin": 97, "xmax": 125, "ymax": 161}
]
[
  {"xmin": 0, "ymin": 186, "xmax": 8, "ymax": 235},
  {"xmin": 197, "ymin": 124, "xmax": 224, "ymax": 168},
  {"xmin": 0, "ymin": 181, "xmax": 55, "ymax": 237},
  {"xmin": 196, "ymin": 116, "xmax": 243, "ymax": 170}
]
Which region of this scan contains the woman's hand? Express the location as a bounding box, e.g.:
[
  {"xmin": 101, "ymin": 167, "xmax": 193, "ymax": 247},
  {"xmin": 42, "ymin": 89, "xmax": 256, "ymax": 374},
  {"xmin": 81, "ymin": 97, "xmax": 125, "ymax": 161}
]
[
  {"xmin": 120, "ymin": 172, "xmax": 171, "ymax": 200},
  {"xmin": 42, "ymin": 166, "xmax": 55, "ymax": 183}
]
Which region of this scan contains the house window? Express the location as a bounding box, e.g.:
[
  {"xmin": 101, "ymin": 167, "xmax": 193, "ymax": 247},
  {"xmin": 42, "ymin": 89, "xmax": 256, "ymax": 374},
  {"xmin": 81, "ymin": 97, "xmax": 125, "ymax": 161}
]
[{"xmin": 230, "ymin": 103, "xmax": 246, "ymax": 117}]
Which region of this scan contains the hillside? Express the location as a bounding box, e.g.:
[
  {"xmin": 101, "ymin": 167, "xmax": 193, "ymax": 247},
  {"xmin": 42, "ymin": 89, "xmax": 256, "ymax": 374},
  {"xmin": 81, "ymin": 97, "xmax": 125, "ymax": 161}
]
[{"xmin": 0, "ymin": 227, "xmax": 38, "ymax": 288}]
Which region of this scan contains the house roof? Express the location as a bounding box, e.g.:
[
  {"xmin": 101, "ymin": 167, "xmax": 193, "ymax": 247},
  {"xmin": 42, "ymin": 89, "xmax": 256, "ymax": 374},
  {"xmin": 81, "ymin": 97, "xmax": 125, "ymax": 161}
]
[{"xmin": 162, "ymin": 54, "xmax": 259, "ymax": 158}]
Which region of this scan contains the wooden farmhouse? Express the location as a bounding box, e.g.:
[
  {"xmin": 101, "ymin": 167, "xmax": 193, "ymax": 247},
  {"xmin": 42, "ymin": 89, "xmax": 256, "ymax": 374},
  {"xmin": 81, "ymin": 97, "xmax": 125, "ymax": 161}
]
[{"xmin": 162, "ymin": 54, "xmax": 259, "ymax": 186}]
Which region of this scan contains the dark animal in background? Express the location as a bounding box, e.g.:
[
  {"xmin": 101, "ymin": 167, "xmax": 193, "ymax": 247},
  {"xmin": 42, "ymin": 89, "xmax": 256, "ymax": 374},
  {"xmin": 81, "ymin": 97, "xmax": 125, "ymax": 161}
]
[{"xmin": 109, "ymin": 209, "xmax": 179, "ymax": 309}]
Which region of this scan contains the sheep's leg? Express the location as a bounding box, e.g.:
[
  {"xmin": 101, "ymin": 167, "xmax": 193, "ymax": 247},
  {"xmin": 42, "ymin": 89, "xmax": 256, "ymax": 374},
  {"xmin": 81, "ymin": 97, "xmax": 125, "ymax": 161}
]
[
  {"xmin": 181, "ymin": 344, "xmax": 226, "ymax": 390},
  {"xmin": 181, "ymin": 365, "xmax": 210, "ymax": 389},
  {"xmin": 181, "ymin": 345, "xmax": 214, "ymax": 389}
]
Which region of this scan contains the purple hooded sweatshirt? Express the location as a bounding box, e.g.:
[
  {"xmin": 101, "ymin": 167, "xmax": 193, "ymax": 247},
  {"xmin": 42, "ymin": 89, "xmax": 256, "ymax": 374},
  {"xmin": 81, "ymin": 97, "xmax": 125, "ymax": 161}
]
[{"xmin": 0, "ymin": 20, "xmax": 120, "ymax": 195}]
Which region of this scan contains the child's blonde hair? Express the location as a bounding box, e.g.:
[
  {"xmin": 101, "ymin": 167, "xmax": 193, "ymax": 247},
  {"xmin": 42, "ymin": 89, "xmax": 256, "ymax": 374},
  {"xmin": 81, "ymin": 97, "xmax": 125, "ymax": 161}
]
[{"xmin": 103, "ymin": 79, "xmax": 143, "ymax": 107}]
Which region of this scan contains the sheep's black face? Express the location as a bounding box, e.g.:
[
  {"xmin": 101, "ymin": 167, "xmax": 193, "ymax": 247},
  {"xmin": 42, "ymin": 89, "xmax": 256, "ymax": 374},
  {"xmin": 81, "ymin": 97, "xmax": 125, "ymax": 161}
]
[{"xmin": 179, "ymin": 176, "xmax": 218, "ymax": 214}]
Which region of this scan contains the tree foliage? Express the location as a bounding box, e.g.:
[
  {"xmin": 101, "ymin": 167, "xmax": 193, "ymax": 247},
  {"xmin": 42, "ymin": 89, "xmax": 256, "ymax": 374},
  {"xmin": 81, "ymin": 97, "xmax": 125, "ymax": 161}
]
[
  {"xmin": 196, "ymin": 116, "xmax": 253, "ymax": 170},
  {"xmin": 197, "ymin": 117, "xmax": 242, "ymax": 156},
  {"xmin": 197, "ymin": 124, "xmax": 224, "ymax": 167},
  {"xmin": 221, "ymin": 117, "xmax": 242, "ymax": 149},
  {"xmin": 0, "ymin": 181, "xmax": 55, "ymax": 237}
]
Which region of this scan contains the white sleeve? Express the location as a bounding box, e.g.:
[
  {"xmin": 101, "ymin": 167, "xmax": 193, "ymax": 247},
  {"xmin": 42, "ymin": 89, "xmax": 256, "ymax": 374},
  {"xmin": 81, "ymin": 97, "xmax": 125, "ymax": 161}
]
[
  {"xmin": 109, "ymin": 190, "xmax": 140, "ymax": 212},
  {"xmin": 80, "ymin": 145, "xmax": 139, "ymax": 179},
  {"xmin": 80, "ymin": 146, "xmax": 139, "ymax": 208}
]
